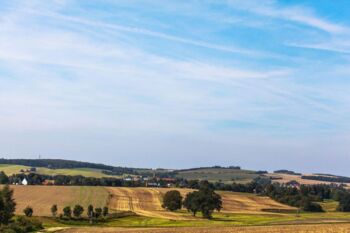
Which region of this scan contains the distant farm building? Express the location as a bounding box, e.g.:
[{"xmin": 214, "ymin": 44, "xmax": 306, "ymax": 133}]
[{"xmin": 21, "ymin": 178, "xmax": 28, "ymax": 185}]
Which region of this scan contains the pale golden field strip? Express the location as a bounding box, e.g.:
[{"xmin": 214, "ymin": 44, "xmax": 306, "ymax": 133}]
[
  {"xmin": 4, "ymin": 185, "xmax": 109, "ymax": 216},
  {"xmin": 58, "ymin": 224, "xmax": 350, "ymax": 233},
  {"xmin": 107, "ymin": 187, "xmax": 295, "ymax": 219}
]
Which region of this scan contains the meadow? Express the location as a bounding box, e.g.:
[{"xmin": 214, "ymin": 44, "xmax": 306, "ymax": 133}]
[
  {"xmin": 175, "ymin": 168, "xmax": 259, "ymax": 183},
  {"xmin": 0, "ymin": 164, "xmax": 121, "ymax": 178}
]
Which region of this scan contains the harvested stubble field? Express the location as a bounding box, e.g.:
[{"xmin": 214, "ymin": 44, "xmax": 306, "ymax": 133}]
[
  {"xmin": 6, "ymin": 186, "xmax": 295, "ymax": 218},
  {"xmin": 6, "ymin": 185, "xmax": 109, "ymax": 216},
  {"xmin": 57, "ymin": 224, "xmax": 350, "ymax": 233},
  {"xmin": 106, "ymin": 187, "xmax": 295, "ymax": 219}
]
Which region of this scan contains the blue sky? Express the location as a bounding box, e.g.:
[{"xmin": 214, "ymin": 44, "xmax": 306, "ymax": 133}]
[{"xmin": 0, "ymin": 0, "xmax": 350, "ymax": 174}]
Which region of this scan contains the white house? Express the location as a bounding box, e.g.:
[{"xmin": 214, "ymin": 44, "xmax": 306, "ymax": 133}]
[{"xmin": 21, "ymin": 178, "xmax": 28, "ymax": 186}]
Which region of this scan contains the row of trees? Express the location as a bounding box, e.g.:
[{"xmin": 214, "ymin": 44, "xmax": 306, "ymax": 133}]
[
  {"xmin": 50, "ymin": 204, "xmax": 109, "ymax": 222},
  {"xmin": 162, "ymin": 181, "xmax": 222, "ymax": 219}
]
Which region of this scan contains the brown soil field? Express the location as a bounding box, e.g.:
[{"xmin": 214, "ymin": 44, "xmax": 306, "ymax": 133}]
[
  {"xmin": 107, "ymin": 187, "xmax": 295, "ymax": 219},
  {"xmin": 6, "ymin": 185, "xmax": 109, "ymax": 216},
  {"xmin": 57, "ymin": 224, "xmax": 350, "ymax": 233}
]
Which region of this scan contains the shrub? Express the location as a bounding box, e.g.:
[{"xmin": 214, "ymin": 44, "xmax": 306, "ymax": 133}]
[
  {"xmin": 51, "ymin": 204, "xmax": 58, "ymax": 217},
  {"xmin": 23, "ymin": 206, "xmax": 33, "ymax": 217},
  {"xmin": 63, "ymin": 206, "xmax": 72, "ymax": 218},
  {"xmin": 73, "ymin": 205, "xmax": 84, "ymax": 218}
]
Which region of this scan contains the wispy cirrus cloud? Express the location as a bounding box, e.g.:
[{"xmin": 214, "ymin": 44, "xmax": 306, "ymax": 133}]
[{"xmin": 1, "ymin": 0, "xmax": 350, "ymax": 173}]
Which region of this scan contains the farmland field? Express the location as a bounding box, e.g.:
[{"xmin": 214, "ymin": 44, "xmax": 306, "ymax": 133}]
[
  {"xmin": 0, "ymin": 164, "xmax": 121, "ymax": 178},
  {"xmin": 107, "ymin": 187, "xmax": 295, "ymax": 219},
  {"xmin": 268, "ymin": 173, "xmax": 350, "ymax": 188},
  {"xmin": 5, "ymin": 185, "xmax": 109, "ymax": 216},
  {"xmin": 58, "ymin": 224, "xmax": 350, "ymax": 233},
  {"xmin": 5, "ymin": 186, "xmax": 294, "ymax": 218},
  {"xmin": 175, "ymin": 168, "xmax": 259, "ymax": 183}
]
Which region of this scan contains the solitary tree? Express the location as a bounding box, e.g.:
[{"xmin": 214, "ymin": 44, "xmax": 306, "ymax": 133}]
[
  {"xmin": 63, "ymin": 206, "xmax": 72, "ymax": 218},
  {"xmin": 51, "ymin": 204, "xmax": 58, "ymax": 217},
  {"xmin": 73, "ymin": 205, "xmax": 84, "ymax": 218},
  {"xmin": 23, "ymin": 206, "xmax": 33, "ymax": 217},
  {"xmin": 0, "ymin": 171, "xmax": 9, "ymax": 184},
  {"xmin": 162, "ymin": 190, "xmax": 183, "ymax": 211},
  {"xmin": 336, "ymin": 192, "xmax": 350, "ymax": 212},
  {"xmin": 87, "ymin": 204, "xmax": 94, "ymax": 224},
  {"xmin": 0, "ymin": 185, "xmax": 16, "ymax": 224},
  {"xmin": 102, "ymin": 206, "xmax": 109, "ymax": 217}
]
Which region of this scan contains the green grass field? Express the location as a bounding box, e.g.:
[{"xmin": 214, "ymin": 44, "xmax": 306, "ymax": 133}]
[
  {"xmin": 0, "ymin": 164, "xmax": 122, "ymax": 178},
  {"xmin": 39, "ymin": 210, "xmax": 350, "ymax": 229},
  {"xmin": 0, "ymin": 164, "xmax": 30, "ymax": 176},
  {"xmin": 175, "ymin": 168, "xmax": 259, "ymax": 183}
]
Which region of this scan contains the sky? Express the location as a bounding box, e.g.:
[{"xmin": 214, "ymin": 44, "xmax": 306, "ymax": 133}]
[{"xmin": 0, "ymin": 0, "xmax": 350, "ymax": 175}]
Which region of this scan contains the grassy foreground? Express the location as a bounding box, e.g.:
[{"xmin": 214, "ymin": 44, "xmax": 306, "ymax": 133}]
[
  {"xmin": 38, "ymin": 211, "xmax": 350, "ymax": 229},
  {"xmin": 51, "ymin": 223, "xmax": 350, "ymax": 233}
]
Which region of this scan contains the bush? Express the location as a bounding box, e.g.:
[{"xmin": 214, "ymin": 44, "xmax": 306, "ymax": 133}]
[
  {"xmin": 51, "ymin": 204, "xmax": 58, "ymax": 217},
  {"xmin": 23, "ymin": 206, "xmax": 33, "ymax": 217},
  {"xmin": 102, "ymin": 206, "xmax": 109, "ymax": 217},
  {"xmin": 73, "ymin": 205, "xmax": 84, "ymax": 218},
  {"xmin": 0, "ymin": 216, "xmax": 43, "ymax": 233},
  {"xmin": 63, "ymin": 206, "xmax": 72, "ymax": 218}
]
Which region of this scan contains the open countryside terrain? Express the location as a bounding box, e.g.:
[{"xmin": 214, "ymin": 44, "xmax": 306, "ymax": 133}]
[
  {"xmin": 0, "ymin": 164, "xmax": 122, "ymax": 178},
  {"xmin": 175, "ymin": 168, "xmax": 260, "ymax": 183},
  {"xmin": 107, "ymin": 187, "xmax": 295, "ymax": 219},
  {"xmin": 58, "ymin": 224, "xmax": 350, "ymax": 233},
  {"xmin": 268, "ymin": 173, "xmax": 350, "ymax": 188},
  {"xmin": 2, "ymin": 162, "xmax": 350, "ymax": 186},
  {"xmin": 8, "ymin": 185, "xmax": 350, "ymax": 230},
  {"xmin": 6, "ymin": 186, "xmax": 294, "ymax": 218}
]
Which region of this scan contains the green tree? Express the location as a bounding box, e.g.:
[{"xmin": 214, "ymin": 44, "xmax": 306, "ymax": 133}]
[
  {"xmin": 23, "ymin": 206, "xmax": 33, "ymax": 217},
  {"xmin": 87, "ymin": 204, "xmax": 94, "ymax": 218},
  {"xmin": 183, "ymin": 191, "xmax": 201, "ymax": 216},
  {"xmin": 183, "ymin": 185, "xmax": 222, "ymax": 219},
  {"xmin": 94, "ymin": 207, "xmax": 102, "ymax": 218},
  {"xmin": 73, "ymin": 205, "xmax": 84, "ymax": 218},
  {"xmin": 162, "ymin": 190, "xmax": 183, "ymax": 211},
  {"xmin": 63, "ymin": 206, "xmax": 72, "ymax": 218},
  {"xmin": 0, "ymin": 185, "xmax": 16, "ymax": 224},
  {"xmin": 87, "ymin": 204, "xmax": 94, "ymax": 224},
  {"xmin": 0, "ymin": 171, "xmax": 9, "ymax": 184},
  {"xmin": 102, "ymin": 206, "xmax": 109, "ymax": 217},
  {"xmin": 337, "ymin": 193, "xmax": 350, "ymax": 212},
  {"xmin": 51, "ymin": 204, "xmax": 58, "ymax": 217}
]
